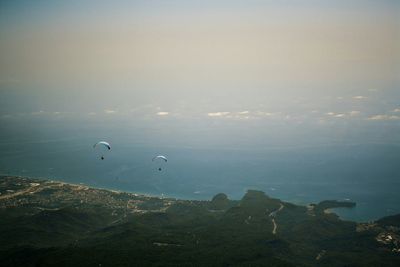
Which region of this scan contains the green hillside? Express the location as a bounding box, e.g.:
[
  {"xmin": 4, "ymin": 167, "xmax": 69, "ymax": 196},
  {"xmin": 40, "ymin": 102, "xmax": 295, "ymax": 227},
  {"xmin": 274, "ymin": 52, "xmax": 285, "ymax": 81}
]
[{"xmin": 0, "ymin": 176, "xmax": 399, "ymax": 266}]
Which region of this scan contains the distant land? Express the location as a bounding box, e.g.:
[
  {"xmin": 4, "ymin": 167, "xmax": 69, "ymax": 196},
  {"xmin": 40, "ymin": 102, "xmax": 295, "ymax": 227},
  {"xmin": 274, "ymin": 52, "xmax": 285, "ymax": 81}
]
[{"xmin": 0, "ymin": 176, "xmax": 399, "ymax": 266}]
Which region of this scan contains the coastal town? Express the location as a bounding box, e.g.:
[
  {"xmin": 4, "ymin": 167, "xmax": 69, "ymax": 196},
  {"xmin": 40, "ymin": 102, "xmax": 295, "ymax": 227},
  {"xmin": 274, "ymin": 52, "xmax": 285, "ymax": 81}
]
[{"xmin": 0, "ymin": 176, "xmax": 177, "ymax": 217}]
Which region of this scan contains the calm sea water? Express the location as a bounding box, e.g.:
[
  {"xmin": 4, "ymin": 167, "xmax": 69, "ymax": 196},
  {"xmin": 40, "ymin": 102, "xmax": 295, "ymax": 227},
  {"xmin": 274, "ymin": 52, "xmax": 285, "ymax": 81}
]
[{"xmin": 0, "ymin": 118, "xmax": 399, "ymax": 222}]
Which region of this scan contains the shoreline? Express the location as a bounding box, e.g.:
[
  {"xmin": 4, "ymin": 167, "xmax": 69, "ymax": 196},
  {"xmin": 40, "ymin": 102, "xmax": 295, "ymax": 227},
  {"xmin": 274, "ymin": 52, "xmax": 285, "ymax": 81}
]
[{"xmin": 0, "ymin": 174, "xmax": 395, "ymax": 223}]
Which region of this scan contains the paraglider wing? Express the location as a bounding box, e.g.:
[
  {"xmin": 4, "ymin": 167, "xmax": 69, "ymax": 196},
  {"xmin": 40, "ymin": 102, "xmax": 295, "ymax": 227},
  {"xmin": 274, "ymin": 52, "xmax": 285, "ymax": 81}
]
[
  {"xmin": 152, "ymin": 155, "xmax": 167, "ymax": 162},
  {"xmin": 93, "ymin": 141, "xmax": 111, "ymax": 150}
]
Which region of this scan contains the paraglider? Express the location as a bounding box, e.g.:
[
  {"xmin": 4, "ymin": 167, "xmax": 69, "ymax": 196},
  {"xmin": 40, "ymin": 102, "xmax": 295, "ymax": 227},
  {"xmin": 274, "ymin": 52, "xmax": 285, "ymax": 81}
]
[
  {"xmin": 152, "ymin": 155, "xmax": 167, "ymax": 171},
  {"xmin": 93, "ymin": 141, "xmax": 111, "ymax": 160}
]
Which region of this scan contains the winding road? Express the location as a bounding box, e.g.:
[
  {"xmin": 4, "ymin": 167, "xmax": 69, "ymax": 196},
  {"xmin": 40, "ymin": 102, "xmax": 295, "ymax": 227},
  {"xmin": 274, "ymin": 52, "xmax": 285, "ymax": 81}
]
[{"xmin": 269, "ymin": 203, "xmax": 284, "ymax": 235}]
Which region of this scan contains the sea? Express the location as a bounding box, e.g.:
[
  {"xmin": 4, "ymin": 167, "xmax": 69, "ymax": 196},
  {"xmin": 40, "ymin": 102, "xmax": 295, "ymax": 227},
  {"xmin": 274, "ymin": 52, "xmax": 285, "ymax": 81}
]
[{"xmin": 1, "ymin": 115, "xmax": 399, "ymax": 222}]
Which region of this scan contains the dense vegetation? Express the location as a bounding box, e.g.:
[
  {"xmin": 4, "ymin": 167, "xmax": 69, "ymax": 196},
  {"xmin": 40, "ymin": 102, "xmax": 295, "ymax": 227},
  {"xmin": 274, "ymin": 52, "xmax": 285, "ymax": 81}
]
[{"xmin": 0, "ymin": 176, "xmax": 399, "ymax": 266}]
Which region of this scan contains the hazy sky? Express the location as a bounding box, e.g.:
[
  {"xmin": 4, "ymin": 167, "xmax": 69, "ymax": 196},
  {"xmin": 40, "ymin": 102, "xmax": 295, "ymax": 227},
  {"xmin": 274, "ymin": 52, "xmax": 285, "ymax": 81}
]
[{"xmin": 0, "ymin": 0, "xmax": 399, "ymax": 146}]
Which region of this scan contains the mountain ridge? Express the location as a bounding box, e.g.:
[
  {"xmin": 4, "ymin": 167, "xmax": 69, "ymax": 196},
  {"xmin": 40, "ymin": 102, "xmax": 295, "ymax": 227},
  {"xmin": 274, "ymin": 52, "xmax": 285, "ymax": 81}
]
[{"xmin": 0, "ymin": 175, "xmax": 399, "ymax": 266}]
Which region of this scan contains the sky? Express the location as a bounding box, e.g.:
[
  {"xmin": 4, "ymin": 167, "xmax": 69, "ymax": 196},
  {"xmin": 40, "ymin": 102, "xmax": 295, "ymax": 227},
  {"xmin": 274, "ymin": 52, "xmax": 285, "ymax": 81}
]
[{"xmin": 0, "ymin": 0, "xmax": 400, "ymax": 148}]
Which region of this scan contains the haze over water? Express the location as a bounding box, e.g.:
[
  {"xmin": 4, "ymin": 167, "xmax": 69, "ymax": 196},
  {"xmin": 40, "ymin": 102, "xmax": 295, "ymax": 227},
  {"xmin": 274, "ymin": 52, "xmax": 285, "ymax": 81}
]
[{"xmin": 1, "ymin": 0, "xmax": 399, "ymax": 222}]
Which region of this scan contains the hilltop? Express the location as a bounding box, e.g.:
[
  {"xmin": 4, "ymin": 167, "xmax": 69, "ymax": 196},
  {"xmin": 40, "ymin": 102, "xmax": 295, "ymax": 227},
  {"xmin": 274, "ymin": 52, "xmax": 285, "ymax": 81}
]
[{"xmin": 0, "ymin": 176, "xmax": 399, "ymax": 266}]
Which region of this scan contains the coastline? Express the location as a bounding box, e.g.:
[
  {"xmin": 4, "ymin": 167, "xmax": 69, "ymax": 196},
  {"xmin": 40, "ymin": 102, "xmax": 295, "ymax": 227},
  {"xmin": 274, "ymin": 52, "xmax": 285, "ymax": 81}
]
[{"xmin": 0, "ymin": 174, "xmax": 394, "ymax": 223}]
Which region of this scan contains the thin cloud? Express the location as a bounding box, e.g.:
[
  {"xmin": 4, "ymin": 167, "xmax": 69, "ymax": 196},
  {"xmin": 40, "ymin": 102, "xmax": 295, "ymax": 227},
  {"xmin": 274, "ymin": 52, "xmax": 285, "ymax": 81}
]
[
  {"xmin": 393, "ymin": 108, "xmax": 400, "ymax": 113},
  {"xmin": 207, "ymin": 112, "xmax": 230, "ymax": 117},
  {"xmin": 353, "ymin": 96, "xmax": 367, "ymax": 100},
  {"xmin": 206, "ymin": 111, "xmax": 256, "ymax": 120},
  {"xmin": 349, "ymin": 110, "xmax": 361, "ymax": 116},
  {"xmin": 325, "ymin": 111, "xmax": 360, "ymax": 118},
  {"xmin": 156, "ymin": 111, "xmax": 169, "ymax": 116},
  {"xmin": 334, "ymin": 114, "xmax": 346, "ymax": 118},
  {"xmin": 254, "ymin": 111, "xmax": 275, "ymax": 117},
  {"xmin": 104, "ymin": 109, "xmax": 117, "ymax": 114},
  {"xmin": 367, "ymin": 115, "xmax": 400, "ymax": 121}
]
